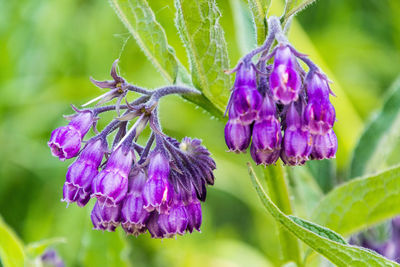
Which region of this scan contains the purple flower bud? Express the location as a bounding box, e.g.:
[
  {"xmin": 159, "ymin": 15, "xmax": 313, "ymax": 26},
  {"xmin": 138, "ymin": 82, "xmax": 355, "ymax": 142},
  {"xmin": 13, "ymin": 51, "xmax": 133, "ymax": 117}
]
[
  {"xmin": 250, "ymin": 96, "xmax": 282, "ymax": 165},
  {"xmin": 62, "ymin": 139, "xmax": 107, "ymax": 207},
  {"xmin": 91, "ymin": 200, "xmax": 120, "ymax": 232},
  {"xmin": 146, "ymin": 212, "xmax": 165, "ymax": 238},
  {"xmin": 91, "ymin": 146, "xmax": 134, "ymax": 207},
  {"xmin": 269, "ymin": 45, "xmax": 301, "ymax": 105},
  {"xmin": 303, "ymin": 100, "xmax": 336, "ymax": 135},
  {"xmin": 306, "ymin": 72, "xmax": 332, "ymax": 101},
  {"xmin": 311, "ymin": 129, "xmax": 337, "ymax": 160},
  {"xmin": 224, "ymin": 119, "xmax": 251, "ymax": 153},
  {"xmin": 158, "ymin": 197, "xmax": 189, "ymax": 238},
  {"xmin": 121, "ymin": 169, "xmax": 150, "ymax": 236},
  {"xmin": 230, "ymin": 87, "xmax": 263, "ymax": 124},
  {"xmin": 281, "ymin": 104, "xmax": 312, "ymax": 165},
  {"xmin": 48, "ymin": 111, "xmax": 94, "ymax": 161}
]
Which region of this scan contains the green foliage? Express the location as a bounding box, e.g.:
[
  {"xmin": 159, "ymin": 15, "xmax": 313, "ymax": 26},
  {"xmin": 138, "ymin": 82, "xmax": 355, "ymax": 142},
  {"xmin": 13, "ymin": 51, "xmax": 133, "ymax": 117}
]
[
  {"xmin": 350, "ymin": 77, "xmax": 400, "ymax": 178},
  {"xmin": 25, "ymin": 237, "xmax": 66, "ymax": 260},
  {"xmin": 312, "ymin": 165, "xmax": 400, "ymax": 237},
  {"xmin": 248, "ymin": 164, "xmax": 400, "ymax": 266},
  {"xmin": 109, "ymin": 0, "xmax": 179, "ymax": 83},
  {"xmin": 0, "ymin": 216, "xmax": 25, "ymax": 267},
  {"xmin": 175, "ymin": 0, "xmax": 231, "ymax": 111},
  {"xmin": 247, "ymin": 0, "xmax": 271, "ymax": 45},
  {"xmin": 283, "ymin": 0, "xmax": 318, "ymax": 23}
]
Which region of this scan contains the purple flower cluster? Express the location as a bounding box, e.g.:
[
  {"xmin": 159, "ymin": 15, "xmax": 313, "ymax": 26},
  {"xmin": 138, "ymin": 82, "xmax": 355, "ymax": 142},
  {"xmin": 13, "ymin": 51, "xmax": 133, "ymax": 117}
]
[
  {"xmin": 48, "ymin": 60, "xmax": 215, "ymax": 238},
  {"xmin": 225, "ymin": 42, "xmax": 337, "ymax": 166}
]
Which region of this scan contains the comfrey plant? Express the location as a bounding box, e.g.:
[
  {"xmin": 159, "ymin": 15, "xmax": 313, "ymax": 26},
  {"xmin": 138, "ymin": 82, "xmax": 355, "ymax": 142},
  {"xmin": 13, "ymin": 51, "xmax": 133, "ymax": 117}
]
[
  {"xmin": 48, "ymin": 61, "xmax": 216, "ymax": 238},
  {"xmin": 224, "ymin": 16, "xmax": 337, "ymax": 166}
]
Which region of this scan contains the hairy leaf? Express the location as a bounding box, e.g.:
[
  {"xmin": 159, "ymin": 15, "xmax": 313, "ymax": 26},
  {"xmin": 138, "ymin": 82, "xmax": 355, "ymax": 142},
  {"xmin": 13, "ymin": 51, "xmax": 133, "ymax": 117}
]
[
  {"xmin": 175, "ymin": 0, "xmax": 231, "ymax": 112},
  {"xmin": 109, "ymin": 0, "xmax": 223, "ymax": 117},
  {"xmin": 25, "ymin": 237, "xmax": 66, "ymax": 259},
  {"xmin": 284, "ymin": 0, "xmax": 318, "ymax": 24},
  {"xmin": 247, "ymin": 0, "xmax": 271, "ymax": 45},
  {"xmin": 248, "ymin": 163, "xmax": 400, "ymax": 266},
  {"xmin": 350, "ymin": 77, "xmax": 400, "ymax": 178},
  {"xmin": 109, "ymin": 0, "xmax": 179, "ymax": 83},
  {"xmin": 0, "ymin": 216, "xmax": 25, "ymax": 267},
  {"xmin": 312, "ymin": 165, "xmax": 400, "ymax": 237}
]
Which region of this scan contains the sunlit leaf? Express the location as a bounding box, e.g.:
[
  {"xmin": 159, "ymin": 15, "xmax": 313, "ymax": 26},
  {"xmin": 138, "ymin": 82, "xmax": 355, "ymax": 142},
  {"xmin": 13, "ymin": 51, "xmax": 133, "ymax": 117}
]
[
  {"xmin": 283, "ymin": 0, "xmax": 318, "ymax": 24},
  {"xmin": 175, "ymin": 0, "xmax": 231, "ymax": 112},
  {"xmin": 312, "ymin": 164, "xmax": 400, "ymax": 237},
  {"xmin": 0, "ymin": 216, "xmax": 25, "ymax": 267},
  {"xmin": 350, "ymin": 77, "xmax": 400, "ymax": 178},
  {"xmin": 109, "ymin": 0, "xmax": 179, "ymax": 83},
  {"xmin": 229, "ymin": 0, "xmax": 257, "ymax": 54},
  {"xmin": 247, "ymin": 0, "xmax": 271, "ymax": 45},
  {"xmin": 248, "ymin": 163, "xmax": 400, "ymax": 266}
]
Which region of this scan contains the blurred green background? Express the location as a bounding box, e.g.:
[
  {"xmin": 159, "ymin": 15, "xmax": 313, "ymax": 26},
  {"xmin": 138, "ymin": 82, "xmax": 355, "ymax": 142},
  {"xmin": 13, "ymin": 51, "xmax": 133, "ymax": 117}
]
[{"xmin": 1, "ymin": 0, "xmax": 400, "ymax": 266}]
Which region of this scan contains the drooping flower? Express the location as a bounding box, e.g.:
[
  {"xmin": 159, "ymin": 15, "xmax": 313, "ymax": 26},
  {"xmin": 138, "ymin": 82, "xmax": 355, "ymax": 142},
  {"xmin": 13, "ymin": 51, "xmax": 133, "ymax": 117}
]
[
  {"xmin": 62, "ymin": 138, "xmax": 107, "ymax": 207},
  {"xmin": 48, "ymin": 110, "xmax": 94, "ymax": 161},
  {"xmin": 229, "ymin": 63, "xmax": 263, "ymax": 124},
  {"xmin": 142, "ymin": 151, "xmax": 173, "ymax": 213},
  {"xmin": 250, "ymin": 95, "xmax": 282, "ymax": 165},
  {"xmin": 281, "ymin": 103, "xmax": 312, "ymax": 165},
  {"xmin": 121, "ymin": 168, "xmax": 150, "ymax": 236},
  {"xmin": 311, "ymin": 129, "xmax": 337, "ymax": 160},
  {"xmin": 269, "ymin": 45, "xmax": 302, "ymax": 105},
  {"xmin": 91, "ymin": 145, "xmax": 134, "ymax": 207},
  {"xmin": 91, "ymin": 200, "xmax": 121, "ymax": 232}
]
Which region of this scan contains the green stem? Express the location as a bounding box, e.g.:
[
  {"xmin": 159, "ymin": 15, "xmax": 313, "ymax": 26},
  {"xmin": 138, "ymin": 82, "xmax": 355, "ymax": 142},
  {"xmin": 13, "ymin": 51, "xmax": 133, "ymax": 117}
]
[{"xmin": 262, "ymin": 161, "xmax": 301, "ymax": 266}]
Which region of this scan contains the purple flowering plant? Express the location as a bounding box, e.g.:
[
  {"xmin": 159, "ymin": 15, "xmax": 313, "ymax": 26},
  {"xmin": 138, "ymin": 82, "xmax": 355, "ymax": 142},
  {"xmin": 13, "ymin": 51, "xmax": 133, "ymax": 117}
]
[{"xmin": 30, "ymin": 0, "xmax": 400, "ymax": 266}]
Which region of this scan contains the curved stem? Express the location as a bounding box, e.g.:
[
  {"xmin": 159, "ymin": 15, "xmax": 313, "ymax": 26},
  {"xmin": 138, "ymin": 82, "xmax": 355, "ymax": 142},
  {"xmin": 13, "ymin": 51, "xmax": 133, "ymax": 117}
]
[
  {"xmin": 125, "ymin": 84, "xmax": 153, "ymax": 95},
  {"xmin": 263, "ymin": 161, "xmax": 301, "ymax": 265}
]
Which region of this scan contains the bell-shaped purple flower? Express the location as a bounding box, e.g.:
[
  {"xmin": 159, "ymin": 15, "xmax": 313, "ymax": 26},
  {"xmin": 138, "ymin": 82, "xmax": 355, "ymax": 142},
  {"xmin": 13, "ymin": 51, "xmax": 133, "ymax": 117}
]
[
  {"xmin": 62, "ymin": 138, "xmax": 107, "ymax": 207},
  {"xmin": 142, "ymin": 151, "xmax": 173, "ymax": 213},
  {"xmin": 281, "ymin": 104, "xmax": 312, "ymax": 165},
  {"xmin": 304, "ymin": 100, "xmax": 336, "ymax": 135},
  {"xmin": 121, "ymin": 169, "xmax": 150, "ymax": 236},
  {"xmin": 311, "ymin": 129, "xmax": 337, "ymax": 160},
  {"xmin": 48, "ymin": 110, "xmax": 94, "ymax": 161},
  {"xmin": 229, "ymin": 64, "xmax": 263, "ymax": 124},
  {"xmin": 269, "ymin": 45, "xmax": 301, "ymax": 105},
  {"xmin": 250, "ymin": 96, "xmax": 282, "ymax": 165},
  {"xmin": 92, "ymin": 145, "xmax": 134, "ymax": 207},
  {"xmin": 91, "ymin": 200, "xmax": 121, "ymax": 232},
  {"xmin": 224, "ymin": 119, "xmax": 251, "ymax": 153},
  {"xmin": 146, "ymin": 212, "xmax": 165, "ymax": 238},
  {"xmin": 157, "ymin": 196, "xmax": 189, "ymax": 238}
]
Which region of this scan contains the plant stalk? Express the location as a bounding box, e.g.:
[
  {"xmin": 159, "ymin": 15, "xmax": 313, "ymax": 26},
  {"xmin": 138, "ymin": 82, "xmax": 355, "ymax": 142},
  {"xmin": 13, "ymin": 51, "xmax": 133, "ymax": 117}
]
[{"xmin": 262, "ymin": 161, "xmax": 301, "ymax": 266}]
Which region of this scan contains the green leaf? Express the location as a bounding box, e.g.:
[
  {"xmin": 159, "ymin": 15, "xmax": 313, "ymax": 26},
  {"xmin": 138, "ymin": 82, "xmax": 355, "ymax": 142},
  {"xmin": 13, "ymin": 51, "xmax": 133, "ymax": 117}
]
[
  {"xmin": 25, "ymin": 237, "xmax": 66, "ymax": 259},
  {"xmin": 229, "ymin": 0, "xmax": 257, "ymax": 54},
  {"xmin": 288, "ymin": 216, "xmax": 347, "ymax": 245},
  {"xmin": 109, "ymin": 0, "xmax": 223, "ymax": 117},
  {"xmin": 312, "ymin": 164, "xmax": 400, "ymax": 237},
  {"xmin": 247, "ymin": 0, "xmax": 271, "ymax": 45},
  {"xmin": 175, "ymin": 0, "xmax": 231, "ymax": 112},
  {"xmin": 0, "ymin": 216, "xmax": 25, "ymax": 267},
  {"xmin": 306, "ymin": 159, "xmax": 336, "ymax": 193},
  {"xmin": 109, "ymin": 0, "xmax": 179, "ymax": 83},
  {"xmin": 247, "ymin": 163, "xmax": 400, "ymax": 267},
  {"xmin": 283, "ymin": 0, "xmax": 318, "ymax": 24},
  {"xmin": 350, "ymin": 77, "xmax": 400, "ymax": 178}
]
